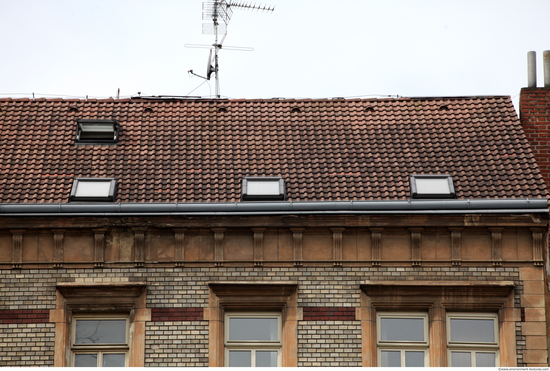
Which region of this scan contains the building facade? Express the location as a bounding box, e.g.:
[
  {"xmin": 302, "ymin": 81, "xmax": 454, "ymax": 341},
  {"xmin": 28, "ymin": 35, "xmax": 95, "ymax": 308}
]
[{"xmin": 1, "ymin": 96, "xmax": 548, "ymax": 367}]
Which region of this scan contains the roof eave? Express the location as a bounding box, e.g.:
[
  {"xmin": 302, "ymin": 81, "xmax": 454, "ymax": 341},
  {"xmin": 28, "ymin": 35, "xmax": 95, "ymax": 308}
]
[{"xmin": 0, "ymin": 198, "xmax": 547, "ymax": 217}]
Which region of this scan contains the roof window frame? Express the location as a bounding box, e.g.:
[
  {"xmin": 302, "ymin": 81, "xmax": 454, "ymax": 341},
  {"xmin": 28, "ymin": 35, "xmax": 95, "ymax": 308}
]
[
  {"xmin": 241, "ymin": 177, "xmax": 286, "ymax": 201},
  {"xmin": 410, "ymin": 174, "xmax": 456, "ymax": 199},
  {"xmin": 69, "ymin": 178, "xmax": 117, "ymax": 202},
  {"xmin": 75, "ymin": 119, "xmax": 120, "ymax": 144}
]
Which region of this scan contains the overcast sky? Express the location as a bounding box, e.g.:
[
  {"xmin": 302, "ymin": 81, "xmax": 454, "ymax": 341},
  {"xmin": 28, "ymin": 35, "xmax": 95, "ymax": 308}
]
[{"xmin": 1, "ymin": 0, "xmax": 549, "ymax": 111}]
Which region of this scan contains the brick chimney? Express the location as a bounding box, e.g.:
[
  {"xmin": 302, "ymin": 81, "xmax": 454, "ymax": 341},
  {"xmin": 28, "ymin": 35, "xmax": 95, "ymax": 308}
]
[{"xmin": 520, "ymin": 51, "xmax": 550, "ymax": 190}]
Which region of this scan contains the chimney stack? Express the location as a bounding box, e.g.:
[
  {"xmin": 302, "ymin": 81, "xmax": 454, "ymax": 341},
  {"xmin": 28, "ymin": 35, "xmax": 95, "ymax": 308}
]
[
  {"xmin": 544, "ymin": 50, "xmax": 550, "ymax": 88},
  {"xmin": 527, "ymin": 51, "xmax": 537, "ymax": 88}
]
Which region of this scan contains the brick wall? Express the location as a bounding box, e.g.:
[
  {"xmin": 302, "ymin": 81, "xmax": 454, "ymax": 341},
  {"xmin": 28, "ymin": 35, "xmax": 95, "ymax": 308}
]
[
  {"xmin": 0, "ymin": 266, "xmax": 530, "ymax": 366},
  {"xmin": 520, "ymin": 87, "xmax": 550, "ymax": 189}
]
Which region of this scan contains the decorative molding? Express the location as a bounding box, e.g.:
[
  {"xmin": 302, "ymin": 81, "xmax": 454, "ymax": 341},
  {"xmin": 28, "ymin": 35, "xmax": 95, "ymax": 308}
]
[
  {"xmin": 92, "ymin": 228, "xmax": 108, "ymax": 268},
  {"xmin": 173, "ymin": 228, "xmax": 187, "ymax": 267},
  {"xmin": 409, "ymin": 227, "xmax": 423, "ymax": 266},
  {"xmin": 10, "ymin": 229, "xmax": 25, "ymax": 269},
  {"xmin": 448, "ymin": 227, "xmax": 463, "ymax": 266},
  {"xmin": 211, "ymin": 228, "xmax": 226, "ymax": 267},
  {"xmin": 131, "ymin": 227, "xmax": 148, "ymax": 267},
  {"xmin": 52, "ymin": 229, "xmax": 66, "ymax": 268},
  {"xmin": 489, "ymin": 227, "xmax": 504, "ymax": 266},
  {"xmin": 251, "ymin": 228, "xmax": 266, "ymax": 267},
  {"xmin": 290, "ymin": 228, "xmax": 305, "ymax": 267},
  {"xmin": 331, "ymin": 228, "xmax": 345, "ymax": 267},
  {"xmin": 369, "ymin": 228, "xmax": 383, "ymax": 266},
  {"xmin": 530, "ymin": 227, "xmax": 546, "ymax": 266}
]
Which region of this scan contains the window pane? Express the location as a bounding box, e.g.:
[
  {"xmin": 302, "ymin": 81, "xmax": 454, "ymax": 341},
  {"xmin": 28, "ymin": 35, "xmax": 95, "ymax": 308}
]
[
  {"xmin": 247, "ymin": 181, "xmax": 280, "ymax": 195},
  {"xmin": 415, "ymin": 177, "xmax": 451, "ymax": 194},
  {"xmin": 256, "ymin": 351, "xmax": 278, "ymax": 367},
  {"xmin": 476, "ymin": 352, "xmax": 496, "ymax": 367},
  {"xmin": 451, "ymin": 351, "xmax": 471, "ymax": 367},
  {"xmin": 75, "ymin": 181, "xmax": 112, "ymax": 198},
  {"xmin": 450, "ymin": 318, "xmax": 494, "ymax": 343},
  {"xmin": 103, "ymin": 354, "xmax": 126, "ymax": 367},
  {"xmin": 74, "ymin": 354, "xmax": 97, "ymax": 367},
  {"xmin": 381, "ymin": 351, "xmax": 401, "ymax": 367},
  {"xmin": 75, "ymin": 319, "xmax": 126, "ymax": 344},
  {"xmin": 229, "ymin": 317, "xmax": 278, "ymax": 341},
  {"xmin": 229, "ymin": 350, "xmax": 251, "ymax": 367},
  {"xmin": 380, "ymin": 317, "xmax": 424, "ymax": 341},
  {"xmin": 405, "ymin": 351, "xmax": 424, "ymax": 367}
]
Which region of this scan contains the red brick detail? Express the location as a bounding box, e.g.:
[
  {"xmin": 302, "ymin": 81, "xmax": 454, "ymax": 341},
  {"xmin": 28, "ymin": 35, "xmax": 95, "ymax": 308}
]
[
  {"xmin": 520, "ymin": 87, "xmax": 550, "ymax": 191},
  {"xmin": 0, "ymin": 309, "xmax": 50, "ymax": 324},
  {"xmin": 302, "ymin": 307, "xmax": 356, "ymax": 321},
  {"xmin": 151, "ymin": 307, "xmax": 204, "ymax": 322}
]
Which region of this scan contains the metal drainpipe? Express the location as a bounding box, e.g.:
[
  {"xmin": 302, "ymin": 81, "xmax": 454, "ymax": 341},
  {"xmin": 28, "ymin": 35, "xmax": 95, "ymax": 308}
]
[
  {"xmin": 528, "ymin": 51, "xmax": 537, "ymax": 88},
  {"xmin": 543, "ymin": 50, "xmax": 550, "ymax": 88}
]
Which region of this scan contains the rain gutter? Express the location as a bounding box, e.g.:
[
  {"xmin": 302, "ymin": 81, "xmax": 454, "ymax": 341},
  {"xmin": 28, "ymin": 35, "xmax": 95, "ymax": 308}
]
[{"xmin": 0, "ymin": 199, "xmax": 547, "ymax": 217}]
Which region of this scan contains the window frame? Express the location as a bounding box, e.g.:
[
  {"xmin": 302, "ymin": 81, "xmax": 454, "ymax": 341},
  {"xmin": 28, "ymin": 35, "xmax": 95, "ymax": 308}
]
[
  {"xmin": 376, "ymin": 311, "xmax": 430, "ymax": 367},
  {"xmin": 75, "ymin": 118, "xmax": 120, "ymax": 144},
  {"xmin": 51, "ymin": 282, "xmax": 150, "ymax": 367},
  {"xmin": 224, "ymin": 312, "xmax": 283, "ymax": 367},
  {"xmin": 207, "ymin": 282, "xmax": 298, "ymax": 367},
  {"xmin": 410, "ymin": 174, "xmax": 456, "ymax": 199},
  {"xmin": 69, "ymin": 178, "xmax": 117, "ymax": 202},
  {"xmin": 446, "ymin": 312, "xmax": 500, "ymax": 367},
  {"xmin": 241, "ymin": 177, "xmax": 286, "ymax": 201},
  {"xmin": 70, "ymin": 313, "xmax": 130, "ymax": 367}
]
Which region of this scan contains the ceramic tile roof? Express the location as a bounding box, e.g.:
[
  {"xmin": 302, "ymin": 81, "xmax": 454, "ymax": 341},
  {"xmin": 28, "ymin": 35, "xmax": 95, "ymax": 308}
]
[{"xmin": 0, "ymin": 96, "xmax": 547, "ymax": 203}]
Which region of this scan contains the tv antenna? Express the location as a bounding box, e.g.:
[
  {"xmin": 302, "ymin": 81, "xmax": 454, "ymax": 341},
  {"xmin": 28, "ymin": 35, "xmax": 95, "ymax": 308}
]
[{"xmin": 186, "ymin": 1, "xmax": 274, "ymax": 98}]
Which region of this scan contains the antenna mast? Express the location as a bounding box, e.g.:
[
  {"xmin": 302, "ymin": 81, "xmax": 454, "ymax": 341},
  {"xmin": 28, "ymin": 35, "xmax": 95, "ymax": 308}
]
[{"xmin": 199, "ymin": 0, "xmax": 274, "ymax": 98}]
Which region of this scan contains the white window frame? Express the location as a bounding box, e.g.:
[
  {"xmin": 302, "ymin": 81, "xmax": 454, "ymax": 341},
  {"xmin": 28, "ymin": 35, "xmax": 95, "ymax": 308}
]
[
  {"xmin": 70, "ymin": 314, "xmax": 129, "ymax": 367},
  {"xmin": 224, "ymin": 312, "xmax": 282, "ymax": 367},
  {"xmin": 446, "ymin": 312, "xmax": 500, "ymax": 367},
  {"xmin": 376, "ymin": 312, "xmax": 430, "ymax": 367}
]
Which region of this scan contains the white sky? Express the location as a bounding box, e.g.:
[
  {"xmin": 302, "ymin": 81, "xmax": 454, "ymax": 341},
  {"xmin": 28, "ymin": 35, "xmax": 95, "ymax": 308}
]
[{"xmin": 1, "ymin": 0, "xmax": 549, "ymax": 112}]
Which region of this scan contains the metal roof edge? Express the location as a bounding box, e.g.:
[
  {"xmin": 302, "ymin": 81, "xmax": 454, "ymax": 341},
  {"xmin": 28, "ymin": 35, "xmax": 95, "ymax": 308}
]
[{"xmin": 0, "ymin": 198, "xmax": 547, "ymax": 216}]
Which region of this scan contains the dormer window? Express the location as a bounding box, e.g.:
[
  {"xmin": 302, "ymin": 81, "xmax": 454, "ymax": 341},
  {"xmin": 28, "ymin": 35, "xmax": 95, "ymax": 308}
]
[
  {"xmin": 75, "ymin": 119, "xmax": 120, "ymax": 144},
  {"xmin": 70, "ymin": 178, "xmax": 117, "ymax": 202},
  {"xmin": 242, "ymin": 177, "xmax": 286, "ymax": 201},
  {"xmin": 410, "ymin": 175, "xmax": 455, "ymax": 199}
]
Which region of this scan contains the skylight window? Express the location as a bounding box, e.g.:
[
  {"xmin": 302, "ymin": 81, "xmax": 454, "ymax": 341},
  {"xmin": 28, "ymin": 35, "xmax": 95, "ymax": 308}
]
[
  {"xmin": 242, "ymin": 177, "xmax": 286, "ymax": 201},
  {"xmin": 410, "ymin": 174, "xmax": 455, "ymax": 199},
  {"xmin": 70, "ymin": 178, "xmax": 117, "ymax": 202},
  {"xmin": 75, "ymin": 119, "xmax": 120, "ymax": 144}
]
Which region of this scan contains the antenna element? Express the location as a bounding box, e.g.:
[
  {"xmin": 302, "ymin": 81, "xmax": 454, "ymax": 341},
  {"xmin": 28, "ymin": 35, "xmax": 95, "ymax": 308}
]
[{"xmin": 187, "ymin": 0, "xmax": 274, "ymax": 98}]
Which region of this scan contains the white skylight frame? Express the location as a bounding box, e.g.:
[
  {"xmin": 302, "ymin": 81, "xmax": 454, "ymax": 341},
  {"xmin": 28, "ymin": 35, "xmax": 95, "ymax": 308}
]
[
  {"xmin": 75, "ymin": 119, "xmax": 120, "ymax": 144},
  {"xmin": 242, "ymin": 177, "xmax": 286, "ymax": 201},
  {"xmin": 410, "ymin": 174, "xmax": 456, "ymax": 199},
  {"xmin": 69, "ymin": 178, "xmax": 117, "ymax": 202}
]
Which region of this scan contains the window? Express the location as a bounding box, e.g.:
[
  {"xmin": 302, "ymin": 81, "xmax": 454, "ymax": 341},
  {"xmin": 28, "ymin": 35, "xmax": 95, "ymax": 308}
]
[
  {"xmin": 75, "ymin": 119, "xmax": 120, "ymax": 144},
  {"xmin": 52, "ymin": 282, "xmax": 149, "ymax": 367},
  {"xmin": 447, "ymin": 313, "xmax": 499, "ymax": 367},
  {"xmin": 361, "ymin": 281, "xmax": 515, "ymax": 367},
  {"xmin": 207, "ymin": 282, "xmax": 297, "ymax": 367},
  {"xmin": 71, "ymin": 315, "xmax": 129, "ymax": 367},
  {"xmin": 410, "ymin": 174, "xmax": 456, "ymax": 199},
  {"xmin": 241, "ymin": 177, "xmax": 286, "ymax": 201},
  {"xmin": 376, "ymin": 312, "xmax": 429, "ymax": 367},
  {"xmin": 224, "ymin": 313, "xmax": 282, "ymax": 367},
  {"xmin": 70, "ymin": 178, "xmax": 117, "ymax": 202}
]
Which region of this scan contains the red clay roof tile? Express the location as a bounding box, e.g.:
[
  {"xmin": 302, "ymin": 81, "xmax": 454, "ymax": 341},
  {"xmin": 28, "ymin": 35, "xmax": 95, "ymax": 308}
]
[{"xmin": 0, "ymin": 96, "xmax": 547, "ymax": 203}]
